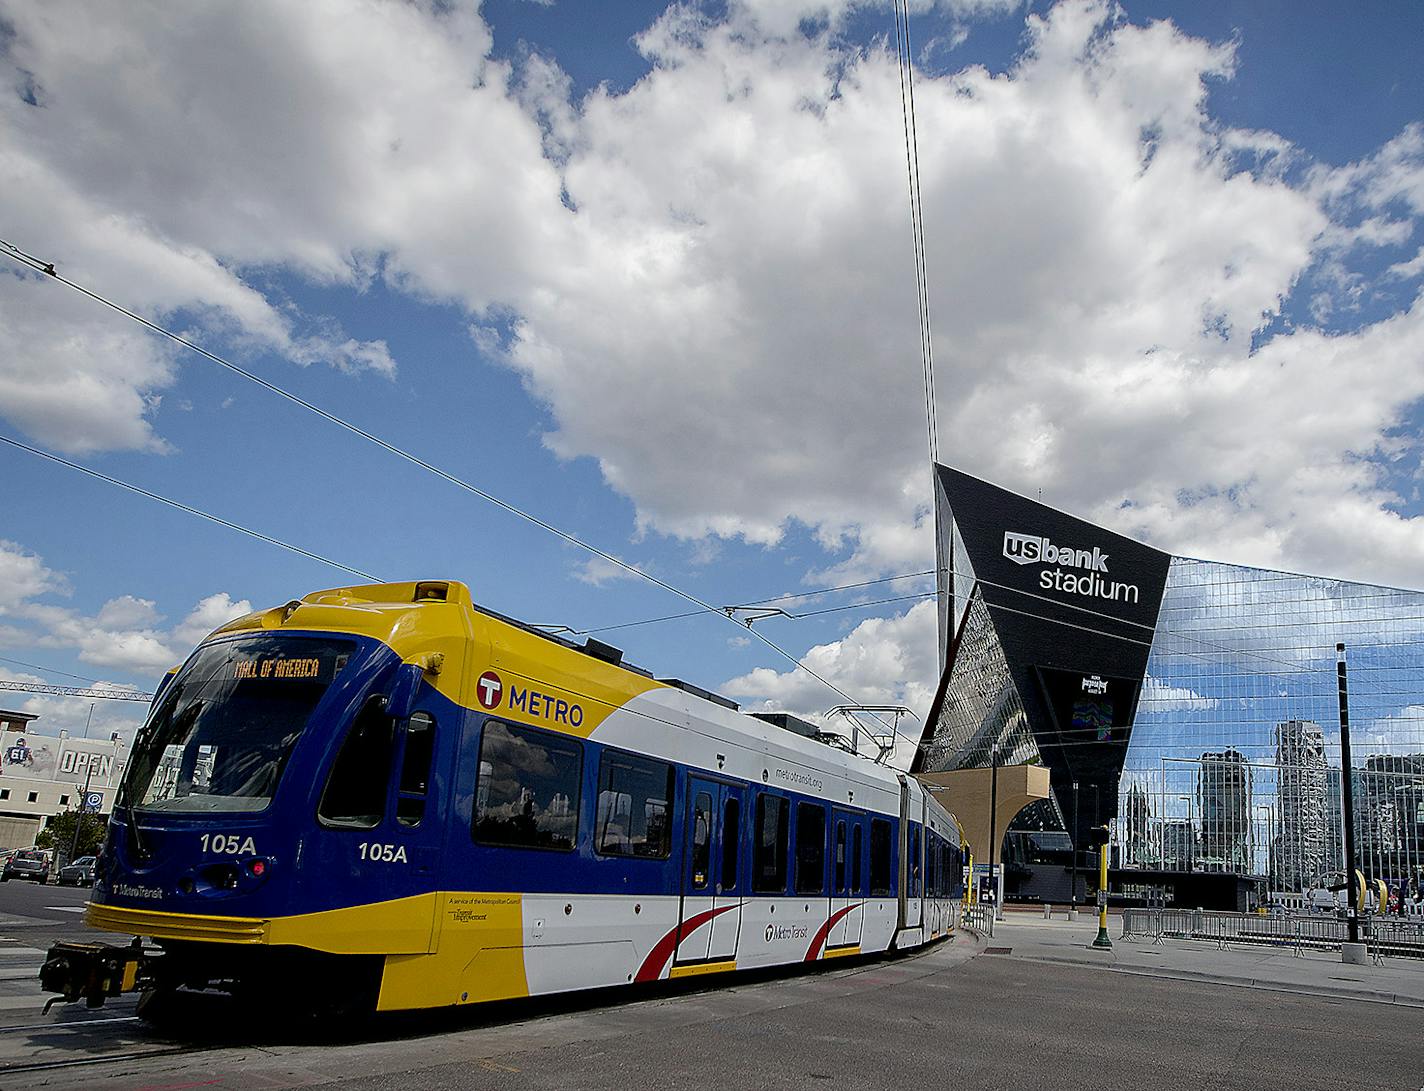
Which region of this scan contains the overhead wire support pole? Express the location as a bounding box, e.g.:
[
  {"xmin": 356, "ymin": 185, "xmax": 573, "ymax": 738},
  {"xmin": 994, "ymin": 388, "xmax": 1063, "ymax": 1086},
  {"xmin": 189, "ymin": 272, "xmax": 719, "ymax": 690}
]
[{"xmin": 893, "ymin": 0, "xmax": 939, "ymax": 466}]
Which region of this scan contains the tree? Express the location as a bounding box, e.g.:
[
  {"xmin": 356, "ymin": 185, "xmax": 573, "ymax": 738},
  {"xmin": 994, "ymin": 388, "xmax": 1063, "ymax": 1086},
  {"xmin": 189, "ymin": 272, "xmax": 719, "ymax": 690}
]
[{"xmin": 34, "ymin": 810, "xmax": 106, "ymax": 861}]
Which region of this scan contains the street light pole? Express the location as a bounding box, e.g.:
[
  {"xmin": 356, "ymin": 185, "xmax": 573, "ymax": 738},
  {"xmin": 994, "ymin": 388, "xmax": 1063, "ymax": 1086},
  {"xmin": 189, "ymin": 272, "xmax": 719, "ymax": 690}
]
[
  {"xmin": 68, "ymin": 764, "xmax": 94, "ymax": 866},
  {"xmin": 1337, "ymin": 642, "xmax": 1361, "ymax": 944},
  {"xmin": 1071, "ymin": 779, "xmax": 1080, "ymax": 910},
  {"xmin": 988, "ymin": 744, "xmax": 1000, "ymax": 918}
]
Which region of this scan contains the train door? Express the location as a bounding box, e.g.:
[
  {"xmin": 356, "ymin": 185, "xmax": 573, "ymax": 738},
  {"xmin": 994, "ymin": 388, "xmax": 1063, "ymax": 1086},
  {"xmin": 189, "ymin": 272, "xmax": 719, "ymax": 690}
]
[
  {"xmin": 897, "ymin": 777, "xmax": 910, "ymax": 930},
  {"xmin": 676, "ymin": 776, "xmax": 744, "ymax": 965},
  {"xmin": 307, "ymin": 693, "xmax": 448, "ymax": 954},
  {"xmin": 829, "ymin": 809, "xmax": 865, "ymax": 950}
]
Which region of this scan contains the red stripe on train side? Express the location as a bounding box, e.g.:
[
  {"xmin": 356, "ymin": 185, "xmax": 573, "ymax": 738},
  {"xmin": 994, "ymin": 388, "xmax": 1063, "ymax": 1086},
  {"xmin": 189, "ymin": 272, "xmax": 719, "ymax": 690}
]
[
  {"xmin": 804, "ymin": 902, "xmax": 862, "ymax": 961},
  {"xmin": 634, "ymin": 904, "xmax": 739, "ymax": 983}
]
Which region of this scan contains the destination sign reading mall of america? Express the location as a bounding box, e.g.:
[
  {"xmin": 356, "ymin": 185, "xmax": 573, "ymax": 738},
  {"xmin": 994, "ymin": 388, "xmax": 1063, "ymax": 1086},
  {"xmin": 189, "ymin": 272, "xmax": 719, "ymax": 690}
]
[{"xmin": 1002, "ymin": 530, "xmax": 1142, "ymax": 603}]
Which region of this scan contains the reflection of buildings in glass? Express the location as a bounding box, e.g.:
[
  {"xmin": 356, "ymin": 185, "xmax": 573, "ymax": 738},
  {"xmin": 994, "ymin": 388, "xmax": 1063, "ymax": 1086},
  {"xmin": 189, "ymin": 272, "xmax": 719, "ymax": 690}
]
[
  {"xmin": 1123, "ymin": 783, "xmax": 1153, "ymax": 866},
  {"xmin": 916, "ymin": 463, "xmax": 1424, "ymax": 901},
  {"xmin": 1359, "ymin": 755, "xmax": 1424, "ymax": 886},
  {"xmin": 477, "ymin": 761, "xmax": 492, "ymax": 813},
  {"xmin": 1274, "ymin": 720, "xmax": 1327, "ymax": 890},
  {"xmin": 1196, "ymin": 750, "xmax": 1251, "ymax": 873},
  {"xmin": 1159, "ymin": 819, "xmax": 1195, "ymax": 871}
]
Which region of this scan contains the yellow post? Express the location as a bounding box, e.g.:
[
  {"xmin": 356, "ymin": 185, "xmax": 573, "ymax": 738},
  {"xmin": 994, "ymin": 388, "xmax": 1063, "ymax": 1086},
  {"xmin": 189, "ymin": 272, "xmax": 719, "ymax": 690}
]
[{"xmin": 1091, "ymin": 825, "xmax": 1113, "ymax": 949}]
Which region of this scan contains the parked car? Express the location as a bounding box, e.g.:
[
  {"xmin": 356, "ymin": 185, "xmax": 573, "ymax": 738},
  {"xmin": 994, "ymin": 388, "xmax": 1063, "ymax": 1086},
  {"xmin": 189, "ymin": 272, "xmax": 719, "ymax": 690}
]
[
  {"xmin": 57, "ymin": 855, "xmax": 97, "ymax": 887},
  {"xmin": 1, "ymin": 849, "xmax": 51, "ymax": 883}
]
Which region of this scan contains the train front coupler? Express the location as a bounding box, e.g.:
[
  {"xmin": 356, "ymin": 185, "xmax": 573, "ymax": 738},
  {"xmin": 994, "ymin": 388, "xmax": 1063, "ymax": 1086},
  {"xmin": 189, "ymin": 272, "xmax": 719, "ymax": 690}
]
[{"xmin": 39, "ymin": 937, "xmax": 156, "ymax": 1012}]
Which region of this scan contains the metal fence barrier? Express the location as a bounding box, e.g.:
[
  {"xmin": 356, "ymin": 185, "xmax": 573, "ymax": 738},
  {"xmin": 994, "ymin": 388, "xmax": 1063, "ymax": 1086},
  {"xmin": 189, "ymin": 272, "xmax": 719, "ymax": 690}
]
[
  {"xmin": 1120, "ymin": 908, "xmax": 1424, "ymax": 959},
  {"xmin": 962, "ymin": 902, "xmax": 995, "ymax": 938}
]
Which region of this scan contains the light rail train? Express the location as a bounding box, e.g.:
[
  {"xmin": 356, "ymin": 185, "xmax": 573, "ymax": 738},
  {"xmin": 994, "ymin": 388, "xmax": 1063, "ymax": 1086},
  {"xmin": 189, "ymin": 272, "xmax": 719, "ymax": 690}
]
[{"xmin": 41, "ymin": 580, "xmax": 965, "ymax": 1016}]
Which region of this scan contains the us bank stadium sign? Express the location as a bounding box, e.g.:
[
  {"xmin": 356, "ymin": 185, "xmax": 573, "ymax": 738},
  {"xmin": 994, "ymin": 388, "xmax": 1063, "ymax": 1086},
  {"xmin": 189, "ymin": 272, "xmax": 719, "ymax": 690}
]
[{"xmin": 1003, "ymin": 530, "xmax": 1141, "ymax": 604}]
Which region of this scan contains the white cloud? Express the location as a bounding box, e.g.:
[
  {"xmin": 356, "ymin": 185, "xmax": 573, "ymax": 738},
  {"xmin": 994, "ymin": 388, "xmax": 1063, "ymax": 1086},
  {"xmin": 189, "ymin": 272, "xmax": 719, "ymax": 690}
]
[
  {"xmin": 173, "ymin": 592, "xmax": 254, "ymax": 648},
  {"xmin": 488, "ymin": 0, "xmax": 1424, "ymax": 590},
  {"xmin": 721, "ymin": 599, "xmax": 939, "ymax": 764},
  {"xmin": 0, "ymin": 540, "xmax": 251, "ymax": 678},
  {"xmin": 2, "ymin": 0, "xmax": 1423, "ymax": 670},
  {"xmin": 94, "ymin": 596, "xmax": 162, "ymax": 631},
  {"xmin": 571, "ymin": 555, "xmax": 648, "ymax": 587},
  {"xmin": 0, "ymin": 539, "xmax": 68, "ymax": 612}
]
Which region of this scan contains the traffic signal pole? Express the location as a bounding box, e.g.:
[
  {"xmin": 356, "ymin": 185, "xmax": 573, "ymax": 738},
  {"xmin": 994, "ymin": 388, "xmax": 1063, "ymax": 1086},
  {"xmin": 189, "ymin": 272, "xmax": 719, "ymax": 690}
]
[{"xmin": 1091, "ymin": 824, "xmax": 1112, "ymax": 949}]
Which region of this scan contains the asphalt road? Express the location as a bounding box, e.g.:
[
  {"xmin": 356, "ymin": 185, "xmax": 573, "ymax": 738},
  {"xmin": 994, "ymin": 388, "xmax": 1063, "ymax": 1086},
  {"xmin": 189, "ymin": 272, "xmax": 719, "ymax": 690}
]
[
  {"xmin": 1, "ymin": 927, "xmax": 1417, "ymax": 1091},
  {"xmin": 0, "ymin": 875, "xmax": 94, "ymax": 937},
  {"xmin": 323, "ymin": 953, "xmax": 1421, "ymax": 1091}
]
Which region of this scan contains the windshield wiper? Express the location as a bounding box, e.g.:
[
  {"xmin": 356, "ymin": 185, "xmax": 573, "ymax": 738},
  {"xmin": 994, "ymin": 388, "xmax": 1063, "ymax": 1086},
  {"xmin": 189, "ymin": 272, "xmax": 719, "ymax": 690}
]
[{"xmin": 125, "ymin": 805, "xmax": 151, "ymax": 862}]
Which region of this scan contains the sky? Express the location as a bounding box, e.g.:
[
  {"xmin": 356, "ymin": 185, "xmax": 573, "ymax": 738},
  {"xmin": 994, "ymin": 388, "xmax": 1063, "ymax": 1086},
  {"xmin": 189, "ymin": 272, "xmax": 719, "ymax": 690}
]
[{"xmin": 1, "ymin": 0, "xmax": 1422, "ymax": 759}]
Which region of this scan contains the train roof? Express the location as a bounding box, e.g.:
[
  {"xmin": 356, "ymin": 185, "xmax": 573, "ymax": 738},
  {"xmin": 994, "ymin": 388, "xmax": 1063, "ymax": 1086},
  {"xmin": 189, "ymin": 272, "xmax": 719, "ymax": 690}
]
[{"xmin": 204, "ymin": 579, "xmax": 956, "ymax": 828}]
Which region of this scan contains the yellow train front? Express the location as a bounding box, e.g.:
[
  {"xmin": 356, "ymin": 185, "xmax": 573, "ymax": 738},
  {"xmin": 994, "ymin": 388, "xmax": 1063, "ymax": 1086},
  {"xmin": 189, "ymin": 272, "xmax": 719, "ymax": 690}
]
[{"xmin": 42, "ymin": 581, "xmax": 965, "ymax": 1016}]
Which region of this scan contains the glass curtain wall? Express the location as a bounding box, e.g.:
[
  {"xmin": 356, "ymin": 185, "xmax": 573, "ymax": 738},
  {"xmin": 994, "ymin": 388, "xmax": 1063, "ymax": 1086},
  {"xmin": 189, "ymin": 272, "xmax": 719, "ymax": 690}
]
[{"xmin": 1119, "ymin": 558, "xmax": 1424, "ymax": 902}]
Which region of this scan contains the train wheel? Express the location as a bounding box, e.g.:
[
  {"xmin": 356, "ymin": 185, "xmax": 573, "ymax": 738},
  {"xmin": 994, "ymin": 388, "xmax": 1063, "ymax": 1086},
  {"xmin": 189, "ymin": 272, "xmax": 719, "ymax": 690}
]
[{"xmin": 134, "ymin": 986, "xmax": 181, "ymax": 1025}]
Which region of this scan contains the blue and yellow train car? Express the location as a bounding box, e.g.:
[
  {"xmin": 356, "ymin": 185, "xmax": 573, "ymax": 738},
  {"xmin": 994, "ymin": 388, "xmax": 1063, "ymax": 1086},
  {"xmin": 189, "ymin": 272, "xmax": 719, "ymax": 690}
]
[{"xmin": 41, "ymin": 581, "xmax": 965, "ymax": 1016}]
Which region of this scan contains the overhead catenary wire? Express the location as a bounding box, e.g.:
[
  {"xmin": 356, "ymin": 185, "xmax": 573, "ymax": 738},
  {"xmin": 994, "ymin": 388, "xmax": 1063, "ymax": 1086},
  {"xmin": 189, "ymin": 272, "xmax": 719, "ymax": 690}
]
[
  {"xmin": 583, "ymin": 569, "xmax": 938, "ymax": 636},
  {"xmin": 0, "ymin": 434, "xmax": 381, "ymax": 582},
  {"xmin": 0, "ymin": 240, "xmax": 912, "ymax": 747},
  {"xmin": 0, "ymin": 654, "xmax": 107, "ymax": 686}
]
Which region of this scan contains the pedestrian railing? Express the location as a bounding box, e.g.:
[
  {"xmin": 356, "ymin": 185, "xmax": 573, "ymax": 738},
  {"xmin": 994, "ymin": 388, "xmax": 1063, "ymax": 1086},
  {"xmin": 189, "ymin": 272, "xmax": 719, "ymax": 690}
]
[
  {"xmin": 1368, "ymin": 918, "xmax": 1424, "ymax": 963},
  {"xmin": 1120, "ymin": 908, "xmax": 1424, "ymax": 960},
  {"xmin": 962, "ymin": 902, "xmax": 994, "ymax": 938}
]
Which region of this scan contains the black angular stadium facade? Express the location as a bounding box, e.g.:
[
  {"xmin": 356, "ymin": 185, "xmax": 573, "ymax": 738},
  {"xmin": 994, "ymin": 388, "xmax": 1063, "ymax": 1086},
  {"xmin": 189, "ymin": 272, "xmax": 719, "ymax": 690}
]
[{"xmin": 914, "ymin": 465, "xmax": 1424, "ymax": 910}]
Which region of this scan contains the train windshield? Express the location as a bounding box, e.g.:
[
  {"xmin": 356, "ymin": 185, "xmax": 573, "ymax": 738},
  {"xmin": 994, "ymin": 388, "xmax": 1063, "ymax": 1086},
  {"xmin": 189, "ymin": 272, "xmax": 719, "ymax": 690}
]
[{"xmin": 119, "ymin": 635, "xmax": 355, "ymax": 814}]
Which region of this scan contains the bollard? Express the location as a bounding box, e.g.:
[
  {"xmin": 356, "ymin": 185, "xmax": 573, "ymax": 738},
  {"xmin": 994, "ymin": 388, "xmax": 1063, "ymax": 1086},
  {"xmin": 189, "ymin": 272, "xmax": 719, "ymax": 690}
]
[{"xmin": 1043, "ymin": 904, "xmax": 1052, "ymax": 919}]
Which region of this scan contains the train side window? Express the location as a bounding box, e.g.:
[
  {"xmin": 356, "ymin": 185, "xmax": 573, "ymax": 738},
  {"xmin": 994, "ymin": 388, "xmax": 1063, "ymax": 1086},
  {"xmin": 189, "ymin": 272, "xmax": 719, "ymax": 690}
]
[
  {"xmin": 595, "ymin": 751, "xmax": 674, "ymax": 859},
  {"xmin": 869, "ymin": 818, "xmax": 892, "ymax": 895},
  {"xmin": 753, "ymin": 793, "xmax": 788, "ymax": 893},
  {"xmin": 396, "ymin": 712, "xmax": 435, "ymax": 828},
  {"xmin": 721, "ymin": 796, "xmax": 740, "ymax": 892},
  {"xmin": 851, "ymin": 824, "xmax": 863, "ymax": 894},
  {"xmin": 690, "ymin": 791, "xmax": 712, "ymax": 889},
  {"xmin": 472, "ymin": 720, "xmax": 582, "ymax": 851},
  {"xmin": 794, "ymin": 803, "xmax": 826, "ymax": 895},
  {"xmin": 834, "ymin": 819, "xmax": 847, "ymax": 894},
  {"xmin": 318, "ymin": 695, "xmax": 396, "ymax": 829}
]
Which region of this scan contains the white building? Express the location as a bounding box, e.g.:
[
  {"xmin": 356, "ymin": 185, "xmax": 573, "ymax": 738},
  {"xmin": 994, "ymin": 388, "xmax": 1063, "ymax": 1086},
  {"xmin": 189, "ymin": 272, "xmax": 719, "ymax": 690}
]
[{"xmin": 0, "ymin": 712, "xmax": 126, "ymax": 849}]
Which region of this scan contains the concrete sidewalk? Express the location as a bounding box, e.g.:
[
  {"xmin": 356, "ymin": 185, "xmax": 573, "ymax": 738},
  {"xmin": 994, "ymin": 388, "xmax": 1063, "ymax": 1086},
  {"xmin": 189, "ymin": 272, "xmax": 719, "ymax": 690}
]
[{"xmin": 984, "ymin": 909, "xmax": 1424, "ymax": 1007}]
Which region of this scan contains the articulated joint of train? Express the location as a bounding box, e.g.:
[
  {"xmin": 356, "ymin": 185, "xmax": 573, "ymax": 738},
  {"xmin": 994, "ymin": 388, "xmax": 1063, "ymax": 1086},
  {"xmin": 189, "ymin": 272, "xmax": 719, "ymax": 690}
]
[{"xmin": 39, "ymin": 939, "xmax": 154, "ymax": 1011}]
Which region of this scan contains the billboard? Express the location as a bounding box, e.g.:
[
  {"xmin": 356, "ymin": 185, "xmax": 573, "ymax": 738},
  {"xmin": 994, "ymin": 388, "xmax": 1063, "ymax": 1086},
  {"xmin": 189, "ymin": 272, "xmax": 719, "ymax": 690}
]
[{"xmin": 0, "ymin": 735, "xmax": 124, "ymax": 787}]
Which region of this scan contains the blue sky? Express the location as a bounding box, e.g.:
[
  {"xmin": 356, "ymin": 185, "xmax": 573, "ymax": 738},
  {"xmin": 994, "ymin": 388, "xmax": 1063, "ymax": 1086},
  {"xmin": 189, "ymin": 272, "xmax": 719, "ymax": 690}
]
[{"xmin": 1, "ymin": 0, "xmax": 1422, "ymax": 753}]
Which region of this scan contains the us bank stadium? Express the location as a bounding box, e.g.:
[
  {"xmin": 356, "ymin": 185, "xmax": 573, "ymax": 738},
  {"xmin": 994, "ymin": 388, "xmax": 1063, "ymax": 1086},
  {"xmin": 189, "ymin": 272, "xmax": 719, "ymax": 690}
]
[{"xmin": 911, "ymin": 465, "xmax": 1424, "ymax": 913}]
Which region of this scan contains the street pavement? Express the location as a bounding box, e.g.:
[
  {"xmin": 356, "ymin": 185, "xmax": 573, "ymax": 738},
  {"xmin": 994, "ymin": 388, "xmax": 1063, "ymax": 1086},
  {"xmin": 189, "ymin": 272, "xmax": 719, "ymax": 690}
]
[{"xmin": 0, "ymin": 889, "xmax": 1419, "ymax": 1091}]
